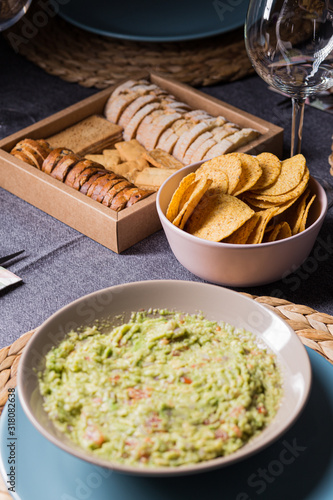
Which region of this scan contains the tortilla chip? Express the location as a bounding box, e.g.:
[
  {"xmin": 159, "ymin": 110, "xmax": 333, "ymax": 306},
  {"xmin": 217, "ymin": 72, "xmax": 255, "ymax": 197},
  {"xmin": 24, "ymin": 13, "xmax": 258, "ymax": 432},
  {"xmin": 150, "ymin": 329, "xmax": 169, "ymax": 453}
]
[
  {"xmin": 230, "ymin": 153, "xmax": 263, "ymax": 196},
  {"xmin": 185, "ymin": 193, "xmax": 254, "ymax": 242},
  {"xmin": 196, "ymin": 154, "xmax": 242, "ymax": 194},
  {"xmin": 195, "ymin": 165, "xmax": 229, "ymax": 195},
  {"xmin": 172, "ymin": 177, "xmax": 212, "ymax": 230},
  {"xmin": 246, "ymin": 207, "xmax": 280, "ymax": 244},
  {"xmin": 266, "ymin": 222, "xmax": 292, "ymax": 242},
  {"xmin": 254, "ymin": 154, "xmax": 306, "ymax": 196},
  {"xmin": 223, "ymin": 213, "xmax": 260, "ymax": 244},
  {"xmin": 299, "ymin": 194, "xmax": 316, "ymax": 232},
  {"xmin": 166, "ymin": 172, "xmax": 197, "ymax": 222},
  {"xmin": 252, "ymin": 152, "xmax": 282, "ymax": 191},
  {"xmin": 142, "ymin": 148, "xmax": 184, "ymax": 170},
  {"xmin": 248, "ymin": 167, "xmax": 310, "ymax": 204}
]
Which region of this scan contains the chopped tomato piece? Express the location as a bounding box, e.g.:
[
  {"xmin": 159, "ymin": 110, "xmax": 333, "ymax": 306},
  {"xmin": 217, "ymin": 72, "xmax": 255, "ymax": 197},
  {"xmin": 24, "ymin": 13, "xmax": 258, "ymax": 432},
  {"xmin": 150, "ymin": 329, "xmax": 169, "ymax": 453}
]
[
  {"xmin": 84, "ymin": 424, "xmax": 105, "ymax": 448},
  {"xmin": 181, "ymin": 376, "xmax": 192, "ymax": 384}
]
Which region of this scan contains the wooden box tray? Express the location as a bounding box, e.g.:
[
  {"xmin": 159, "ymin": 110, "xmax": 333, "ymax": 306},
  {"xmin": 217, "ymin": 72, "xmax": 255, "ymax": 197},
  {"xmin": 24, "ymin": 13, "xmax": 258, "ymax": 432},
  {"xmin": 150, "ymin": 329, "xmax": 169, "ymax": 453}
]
[{"xmin": 0, "ymin": 73, "xmax": 283, "ymax": 253}]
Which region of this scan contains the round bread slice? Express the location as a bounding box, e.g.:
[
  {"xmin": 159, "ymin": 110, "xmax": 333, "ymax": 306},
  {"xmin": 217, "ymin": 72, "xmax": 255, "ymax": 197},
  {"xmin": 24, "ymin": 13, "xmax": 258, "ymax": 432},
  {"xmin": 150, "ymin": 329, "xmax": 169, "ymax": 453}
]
[
  {"xmin": 80, "ymin": 171, "xmax": 107, "ymax": 195},
  {"xmin": 50, "ymin": 153, "xmax": 81, "ymax": 182},
  {"xmin": 185, "ymin": 109, "xmax": 212, "ymax": 123},
  {"xmin": 118, "ymin": 94, "xmax": 160, "ymax": 129},
  {"xmin": 143, "ymin": 112, "xmax": 182, "ymax": 151},
  {"xmin": 73, "ymin": 166, "xmax": 104, "ymax": 191},
  {"xmin": 183, "ymin": 131, "xmax": 213, "ymax": 165},
  {"xmin": 110, "ymin": 186, "xmax": 138, "ymax": 212},
  {"xmin": 102, "ymin": 179, "xmax": 133, "ymax": 208},
  {"xmin": 126, "ymin": 188, "xmax": 153, "ymax": 207},
  {"xmin": 110, "ymin": 186, "xmax": 152, "ymax": 211},
  {"xmin": 161, "ymin": 98, "xmax": 191, "ymax": 112},
  {"xmin": 13, "ymin": 147, "xmax": 40, "ymax": 169},
  {"xmin": 87, "ymin": 173, "xmax": 118, "ymax": 200},
  {"xmin": 123, "ymin": 102, "xmax": 161, "ymax": 141},
  {"xmin": 65, "ymin": 160, "xmax": 99, "ymax": 189},
  {"xmin": 104, "ymin": 92, "xmax": 141, "ymax": 124},
  {"xmin": 36, "ymin": 139, "xmax": 52, "ymax": 155},
  {"xmin": 12, "ymin": 139, "xmax": 49, "ymax": 169},
  {"xmin": 71, "ymin": 161, "xmax": 105, "ymax": 190},
  {"xmin": 42, "ymin": 148, "xmax": 73, "ymax": 175},
  {"xmin": 157, "ymin": 131, "xmax": 179, "ymax": 154},
  {"xmin": 94, "ymin": 176, "xmax": 124, "ymax": 204},
  {"xmin": 190, "ymin": 138, "xmax": 217, "ymax": 163},
  {"xmin": 11, "ymin": 149, "xmax": 36, "ymax": 167},
  {"xmin": 202, "ymin": 139, "xmax": 235, "ymax": 160},
  {"xmin": 108, "ymin": 79, "xmax": 147, "ymax": 100},
  {"xmin": 135, "ymin": 109, "xmax": 165, "ymax": 147},
  {"xmin": 212, "ymin": 123, "xmax": 240, "ymax": 142},
  {"xmin": 173, "ymin": 121, "xmax": 217, "ymax": 162}
]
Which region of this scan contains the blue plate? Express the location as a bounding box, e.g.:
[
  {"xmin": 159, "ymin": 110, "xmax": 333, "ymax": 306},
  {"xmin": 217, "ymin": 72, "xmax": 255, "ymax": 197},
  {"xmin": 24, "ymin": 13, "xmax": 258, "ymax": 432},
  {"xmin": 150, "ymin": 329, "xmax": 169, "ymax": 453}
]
[
  {"xmin": 58, "ymin": 0, "xmax": 249, "ymax": 42},
  {"xmin": 1, "ymin": 348, "xmax": 333, "ymax": 500}
]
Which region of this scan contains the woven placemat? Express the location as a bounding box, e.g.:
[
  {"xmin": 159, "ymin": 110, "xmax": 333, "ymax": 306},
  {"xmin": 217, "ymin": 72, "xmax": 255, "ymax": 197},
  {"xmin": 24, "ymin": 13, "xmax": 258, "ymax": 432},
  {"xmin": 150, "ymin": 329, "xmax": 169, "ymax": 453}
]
[{"xmin": 2, "ymin": 7, "xmax": 254, "ymax": 89}]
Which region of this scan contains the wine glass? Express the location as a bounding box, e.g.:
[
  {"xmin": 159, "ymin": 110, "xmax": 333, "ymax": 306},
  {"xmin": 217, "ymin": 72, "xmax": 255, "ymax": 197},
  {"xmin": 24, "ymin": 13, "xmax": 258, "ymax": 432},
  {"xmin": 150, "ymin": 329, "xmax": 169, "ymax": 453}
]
[
  {"xmin": 245, "ymin": 0, "xmax": 333, "ymax": 156},
  {"xmin": 0, "ymin": 0, "xmax": 32, "ymax": 31}
]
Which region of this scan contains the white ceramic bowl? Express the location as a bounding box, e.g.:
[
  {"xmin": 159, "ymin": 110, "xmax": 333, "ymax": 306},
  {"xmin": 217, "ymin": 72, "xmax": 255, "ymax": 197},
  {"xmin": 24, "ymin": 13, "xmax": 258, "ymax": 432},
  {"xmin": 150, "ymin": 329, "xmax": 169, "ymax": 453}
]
[
  {"xmin": 156, "ymin": 162, "xmax": 328, "ymax": 287},
  {"xmin": 18, "ymin": 280, "xmax": 311, "ymax": 477}
]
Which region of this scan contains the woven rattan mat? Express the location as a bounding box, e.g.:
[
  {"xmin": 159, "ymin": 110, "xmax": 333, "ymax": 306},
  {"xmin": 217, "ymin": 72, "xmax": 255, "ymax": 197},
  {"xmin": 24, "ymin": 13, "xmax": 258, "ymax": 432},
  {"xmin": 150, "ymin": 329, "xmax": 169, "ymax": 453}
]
[{"xmin": 3, "ymin": 7, "xmax": 254, "ymax": 89}]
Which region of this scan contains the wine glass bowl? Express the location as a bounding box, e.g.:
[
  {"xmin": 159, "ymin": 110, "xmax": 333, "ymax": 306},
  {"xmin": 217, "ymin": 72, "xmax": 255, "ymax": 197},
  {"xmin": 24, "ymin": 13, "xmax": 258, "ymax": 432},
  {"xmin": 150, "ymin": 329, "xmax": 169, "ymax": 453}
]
[
  {"xmin": 245, "ymin": 0, "xmax": 333, "ymax": 155},
  {"xmin": 0, "ymin": 0, "xmax": 32, "ymax": 31}
]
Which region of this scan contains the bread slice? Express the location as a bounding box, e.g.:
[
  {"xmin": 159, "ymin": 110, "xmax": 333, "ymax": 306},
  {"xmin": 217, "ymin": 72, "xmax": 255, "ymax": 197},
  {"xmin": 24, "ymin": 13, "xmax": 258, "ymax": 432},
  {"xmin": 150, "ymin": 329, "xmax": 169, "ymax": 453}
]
[
  {"xmin": 123, "ymin": 102, "xmax": 161, "ymax": 141},
  {"xmin": 42, "ymin": 148, "xmax": 73, "ymax": 175},
  {"xmin": 182, "ymin": 131, "xmax": 213, "ymax": 165},
  {"xmin": 118, "ymin": 94, "xmax": 159, "ymax": 129},
  {"xmin": 46, "ymin": 115, "xmax": 122, "ymax": 156},
  {"xmin": 139, "ymin": 112, "xmax": 182, "ymax": 150},
  {"xmin": 190, "ymin": 138, "xmax": 217, "ymax": 163},
  {"xmin": 50, "ymin": 153, "xmax": 81, "ymax": 182}
]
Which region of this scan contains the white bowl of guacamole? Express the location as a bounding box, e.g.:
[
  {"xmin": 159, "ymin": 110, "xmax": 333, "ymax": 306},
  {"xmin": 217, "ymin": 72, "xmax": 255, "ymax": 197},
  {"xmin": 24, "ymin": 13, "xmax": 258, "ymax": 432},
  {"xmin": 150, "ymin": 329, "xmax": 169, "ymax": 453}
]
[{"xmin": 18, "ymin": 280, "xmax": 311, "ymax": 476}]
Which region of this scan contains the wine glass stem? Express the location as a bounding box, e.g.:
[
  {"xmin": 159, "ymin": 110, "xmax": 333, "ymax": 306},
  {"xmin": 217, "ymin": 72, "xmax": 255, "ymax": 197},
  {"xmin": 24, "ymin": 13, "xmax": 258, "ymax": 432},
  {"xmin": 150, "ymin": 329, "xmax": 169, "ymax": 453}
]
[{"xmin": 291, "ymin": 97, "xmax": 305, "ymax": 157}]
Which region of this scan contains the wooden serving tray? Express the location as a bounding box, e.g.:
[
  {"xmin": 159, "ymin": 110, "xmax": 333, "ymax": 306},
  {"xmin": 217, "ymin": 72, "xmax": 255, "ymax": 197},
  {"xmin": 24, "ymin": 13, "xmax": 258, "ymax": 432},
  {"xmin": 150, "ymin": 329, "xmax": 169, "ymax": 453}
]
[{"xmin": 0, "ymin": 73, "xmax": 283, "ymax": 253}]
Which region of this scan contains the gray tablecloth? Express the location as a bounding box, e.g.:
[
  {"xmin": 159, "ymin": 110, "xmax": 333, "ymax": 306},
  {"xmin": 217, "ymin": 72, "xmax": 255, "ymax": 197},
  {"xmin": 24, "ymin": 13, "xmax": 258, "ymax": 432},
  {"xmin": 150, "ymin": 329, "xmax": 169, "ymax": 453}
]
[{"xmin": 1, "ymin": 36, "xmax": 333, "ymax": 349}]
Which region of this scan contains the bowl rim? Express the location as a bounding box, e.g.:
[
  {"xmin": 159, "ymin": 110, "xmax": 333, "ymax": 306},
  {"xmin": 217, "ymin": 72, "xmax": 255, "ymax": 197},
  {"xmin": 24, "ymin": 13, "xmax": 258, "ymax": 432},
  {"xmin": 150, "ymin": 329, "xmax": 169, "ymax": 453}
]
[
  {"xmin": 17, "ymin": 279, "xmax": 312, "ymax": 477},
  {"xmin": 156, "ymin": 162, "xmax": 328, "ymax": 248}
]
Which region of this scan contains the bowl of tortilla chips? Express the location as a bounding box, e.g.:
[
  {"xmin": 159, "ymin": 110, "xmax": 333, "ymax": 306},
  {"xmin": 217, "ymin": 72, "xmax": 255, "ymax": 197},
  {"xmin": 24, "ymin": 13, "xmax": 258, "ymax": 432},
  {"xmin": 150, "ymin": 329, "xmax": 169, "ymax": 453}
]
[{"xmin": 156, "ymin": 152, "xmax": 327, "ymax": 287}]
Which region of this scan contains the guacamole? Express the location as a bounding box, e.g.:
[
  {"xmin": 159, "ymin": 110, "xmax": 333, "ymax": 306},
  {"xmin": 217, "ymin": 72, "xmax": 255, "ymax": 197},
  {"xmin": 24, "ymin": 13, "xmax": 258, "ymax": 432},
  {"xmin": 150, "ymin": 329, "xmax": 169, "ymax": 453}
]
[{"xmin": 39, "ymin": 310, "xmax": 282, "ymax": 467}]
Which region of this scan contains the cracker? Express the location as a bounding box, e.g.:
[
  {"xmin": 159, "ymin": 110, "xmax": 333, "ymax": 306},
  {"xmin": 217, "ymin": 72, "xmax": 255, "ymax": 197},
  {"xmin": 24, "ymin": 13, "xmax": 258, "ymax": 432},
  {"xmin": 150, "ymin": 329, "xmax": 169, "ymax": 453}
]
[
  {"xmin": 110, "ymin": 159, "xmax": 149, "ymax": 183},
  {"xmin": 134, "ymin": 167, "xmax": 179, "ymax": 191},
  {"xmin": 142, "ymin": 149, "xmax": 184, "ymax": 170},
  {"xmin": 46, "ymin": 115, "xmax": 122, "ymax": 156},
  {"xmin": 115, "ymin": 139, "xmax": 147, "ymax": 162}
]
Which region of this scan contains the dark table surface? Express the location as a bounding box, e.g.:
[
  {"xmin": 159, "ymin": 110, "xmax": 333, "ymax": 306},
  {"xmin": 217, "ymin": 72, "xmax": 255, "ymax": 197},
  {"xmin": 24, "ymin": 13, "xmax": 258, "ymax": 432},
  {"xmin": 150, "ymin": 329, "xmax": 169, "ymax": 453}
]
[{"xmin": 1, "ymin": 34, "xmax": 333, "ymax": 350}]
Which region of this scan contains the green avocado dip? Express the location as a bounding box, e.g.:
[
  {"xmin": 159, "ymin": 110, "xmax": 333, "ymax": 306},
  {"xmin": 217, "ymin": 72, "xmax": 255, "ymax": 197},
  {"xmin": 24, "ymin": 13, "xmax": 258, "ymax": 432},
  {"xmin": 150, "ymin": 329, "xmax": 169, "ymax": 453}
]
[{"xmin": 39, "ymin": 310, "xmax": 282, "ymax": 468}]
